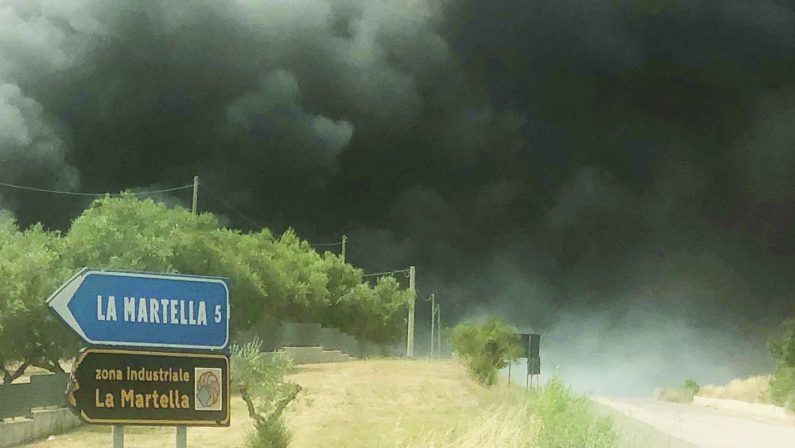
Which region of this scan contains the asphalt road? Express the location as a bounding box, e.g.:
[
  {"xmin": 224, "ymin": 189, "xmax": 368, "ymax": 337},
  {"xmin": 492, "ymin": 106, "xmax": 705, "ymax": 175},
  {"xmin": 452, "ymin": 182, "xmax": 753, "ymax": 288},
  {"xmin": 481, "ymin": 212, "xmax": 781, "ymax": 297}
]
[{"xmin": 593, "ymin": 396, "xmax": 795, "ymax": 448}]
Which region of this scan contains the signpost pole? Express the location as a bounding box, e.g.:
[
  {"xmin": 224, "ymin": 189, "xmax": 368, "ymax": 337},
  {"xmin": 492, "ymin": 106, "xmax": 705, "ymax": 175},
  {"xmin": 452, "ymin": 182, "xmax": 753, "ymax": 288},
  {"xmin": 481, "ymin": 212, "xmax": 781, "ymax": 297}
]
[
  {"xmin": 113, "ymin": 424, "xmax": 124, "ymax": 448},
  {"xmin": 176, "ymin": 426, "xmax": 187, "ymax": 448}
]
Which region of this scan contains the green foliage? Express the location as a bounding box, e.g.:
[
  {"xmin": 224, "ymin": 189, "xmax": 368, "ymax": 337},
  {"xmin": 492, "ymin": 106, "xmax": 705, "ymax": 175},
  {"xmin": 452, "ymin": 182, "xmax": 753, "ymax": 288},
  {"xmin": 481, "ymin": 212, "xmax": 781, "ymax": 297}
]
[
  {"xmin": 769, "ymin": 319, "xmax": 795, "ymax": 408},
  {"xmin": 0, "ymin": 217, "xmax": 77, "ymax": 383},
  {"xmin": 0, "ymin": 195, "xmax": 410, "ymax": 381},
  {"xmin": 657, "ymin": 379, "xmax": 700, "ymax": 403},
  {"xmin": 247, "ymin": 419, "xmax": 291, "ymax": 448},
  {"xmin": 232, "ymin": 338, "xmax": 300, "ymax": 448},
  {"xmin": 450, "ymin": 318, "xmax": 522, "ymax": 385},
  {"xmin": 769, "ymin": 319, "xmax": 795, "ymax": 368},
  {"xmin": 62, "ymin": 195, "xmax": 409, "ymax": 341},
  {"xmin": 531, "ymin": 376, "xmax": 617, "ymax": 448},
  {"xmin": 769, "ymin": 366, "xmax": 795, "ymax": 410}
]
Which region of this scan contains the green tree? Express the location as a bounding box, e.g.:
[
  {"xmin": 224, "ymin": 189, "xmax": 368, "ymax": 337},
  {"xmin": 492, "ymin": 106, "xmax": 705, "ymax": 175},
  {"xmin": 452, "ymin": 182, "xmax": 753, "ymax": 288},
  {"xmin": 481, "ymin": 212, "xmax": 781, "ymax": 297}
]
[
  {"xmin": 450, "ymin": 317, "xmax": 522, "ymax": 385},
  {"xmin": 768, "ymin": 318, "xmax": 795, "ymax": 409},
  {"xmin": 0, "ymin": 216, "xmax": 76, "ymax": 383},
  {"xmin": 54, "ymin": 194, "xmax": 412, "ymax": 354},
  {"xmin": 231, "ymin": 339, "xmax": 301, "ymax": 448}
]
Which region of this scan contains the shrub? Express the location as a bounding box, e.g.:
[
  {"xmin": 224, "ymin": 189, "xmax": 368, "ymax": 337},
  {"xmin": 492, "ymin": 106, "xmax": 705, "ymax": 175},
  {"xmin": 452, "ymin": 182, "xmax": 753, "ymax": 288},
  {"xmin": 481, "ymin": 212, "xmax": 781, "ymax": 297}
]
[
  {"xmin": 532, "ymin": 376, "xmax": 617, "ymax": 448},
  {"xmin": 769, "ymin": 366, "xmax": 795, "ymax": 411},
  {"xmin": 657, "ymin": 379, "xmax": 700, "ymax": 403},
  {"xmin": 450, "ymin": 318, "xmax": 522, "ymax": 385},
  {"xmin": 769, "ymin": 319, "xmax": 795, "ymax": 409},
  {"xmin": 697, "ymin": 375, "xmax": 770, "ymax": 404},
  {"xmin": 231, "ymin": 338, "xmax": 302, "ymax": 448},
  {"xmin": 248, "ymin": 419, "xmax": 291, "ymax": 448}
]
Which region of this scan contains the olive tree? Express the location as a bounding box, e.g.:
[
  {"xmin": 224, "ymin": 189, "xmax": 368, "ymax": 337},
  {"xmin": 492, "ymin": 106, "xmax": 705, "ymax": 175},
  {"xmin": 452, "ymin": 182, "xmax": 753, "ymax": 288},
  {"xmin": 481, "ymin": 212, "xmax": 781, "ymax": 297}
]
[
  {"xmin": 0, "ymin": 217, "xmax": 76, "ymax": 383},
  {"xmin": 231, "ymin": 339, "xmax": 301, "ymax": 448}
]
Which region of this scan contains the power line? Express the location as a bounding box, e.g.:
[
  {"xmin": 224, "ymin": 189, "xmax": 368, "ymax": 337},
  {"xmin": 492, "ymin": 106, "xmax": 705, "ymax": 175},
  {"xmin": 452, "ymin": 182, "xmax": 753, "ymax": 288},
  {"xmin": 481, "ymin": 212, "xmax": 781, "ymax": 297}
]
[
  {"xmin": 346, "ymin": 243, "xmax": 390, "ymax": 272},
  {"xmin": 361, "ymin": 269, "xmax": 410, "ymax": 278},
  {"xmin": 199, "ymin": 184, "xmax": 266, "ymax": 229},
  {"xmin": 0, "ymin": 181, "xmax": 194, "ymax": 197},
  {"xmin": 200, "ymin": 183, "xmax": 344, "ymax": 250}
]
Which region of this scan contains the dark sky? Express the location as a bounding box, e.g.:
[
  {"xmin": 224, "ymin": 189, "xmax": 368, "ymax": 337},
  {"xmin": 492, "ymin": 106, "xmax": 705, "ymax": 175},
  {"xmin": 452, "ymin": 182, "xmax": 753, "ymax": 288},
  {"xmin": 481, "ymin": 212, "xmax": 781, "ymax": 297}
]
[{"xmin": 2, "ymin": 0, "xmax": 794, "ymax": 390}]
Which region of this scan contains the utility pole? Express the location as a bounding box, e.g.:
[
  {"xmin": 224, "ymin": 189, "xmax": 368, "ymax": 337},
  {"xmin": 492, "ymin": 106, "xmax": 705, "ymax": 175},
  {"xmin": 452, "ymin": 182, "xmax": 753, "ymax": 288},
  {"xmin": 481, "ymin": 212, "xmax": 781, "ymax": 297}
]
[
  {"xmin": 341, "ymin": 234, "xmax": 348, "ymax": 262},
  {"xmin": 429, "ymin": 293, "xmax": 436, "ymax": 358},
  {"xmin": 191, "ymin": 175, "xmax": 199, "ymax": 215},
  {"xmin": 407, "ymin": 265, "xmax": 416, "ymax": 358},
  {"xmin": 436, "ymin": 303, "xmax": 441, "ymax": 357}
]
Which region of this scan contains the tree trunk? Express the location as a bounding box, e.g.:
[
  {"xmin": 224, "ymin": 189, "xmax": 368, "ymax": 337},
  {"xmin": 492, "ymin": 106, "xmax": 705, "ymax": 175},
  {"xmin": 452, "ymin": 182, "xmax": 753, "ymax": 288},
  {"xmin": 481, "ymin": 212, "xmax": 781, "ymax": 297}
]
[
  {"xmin": 239, "ymin": 387, "xmax": 266, "ymax": 425},
  {"xmin": 33, "ymin": 358, "xmax": 65, "ymax": 374},
  {"xmin": 3, "ymin": 360, "xmax": 31, "ymax": 384},
  {"xmin": 266, "ymin": 383, "xmax": 302, "ymax": 426}
]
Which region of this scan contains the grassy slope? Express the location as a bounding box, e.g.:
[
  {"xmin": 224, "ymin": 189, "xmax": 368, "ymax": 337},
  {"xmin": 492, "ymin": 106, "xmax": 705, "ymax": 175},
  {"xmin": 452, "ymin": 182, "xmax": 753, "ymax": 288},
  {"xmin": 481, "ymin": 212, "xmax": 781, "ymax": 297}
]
[
  {"xmin": 284, "ymin": 359, "xmax": 521, "ymax": 448},
  {"xmin": 21, "ymin": 397, "xmax": 254, "ymax": 448},
  {"xmin": 19, "ymin": 359, "xmax": 520, "ymax": 448}
]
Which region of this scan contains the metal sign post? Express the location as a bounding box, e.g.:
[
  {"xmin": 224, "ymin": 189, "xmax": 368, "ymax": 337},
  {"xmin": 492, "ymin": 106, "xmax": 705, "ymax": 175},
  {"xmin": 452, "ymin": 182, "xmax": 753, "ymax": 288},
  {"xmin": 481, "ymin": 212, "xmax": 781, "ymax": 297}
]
[
  {"xmin": 113, "ymin": 425, "xmax": 124, "ymax": 448},
  {"xmin": 519, "ymin": 333, "xmax": 541, "ymax": 390},
  {"xmin": 176, "ymin": 426, "xmax": 187, "ymax": 448}
]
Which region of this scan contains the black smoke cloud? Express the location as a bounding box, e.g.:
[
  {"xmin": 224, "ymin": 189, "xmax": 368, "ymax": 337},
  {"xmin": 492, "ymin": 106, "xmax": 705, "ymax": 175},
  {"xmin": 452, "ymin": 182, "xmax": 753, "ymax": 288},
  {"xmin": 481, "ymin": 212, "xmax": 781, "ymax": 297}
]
[{"xmin": 2, "ymin": 0, "xmax": 795, "ymax": 392}]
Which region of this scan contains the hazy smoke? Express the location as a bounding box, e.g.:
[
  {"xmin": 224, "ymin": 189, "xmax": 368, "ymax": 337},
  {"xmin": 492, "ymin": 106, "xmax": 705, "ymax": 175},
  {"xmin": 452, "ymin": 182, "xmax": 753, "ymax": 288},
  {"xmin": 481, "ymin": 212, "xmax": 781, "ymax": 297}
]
[{"xmin": 2, "ymin": 0, "xmax": 795, "ymax": 393}]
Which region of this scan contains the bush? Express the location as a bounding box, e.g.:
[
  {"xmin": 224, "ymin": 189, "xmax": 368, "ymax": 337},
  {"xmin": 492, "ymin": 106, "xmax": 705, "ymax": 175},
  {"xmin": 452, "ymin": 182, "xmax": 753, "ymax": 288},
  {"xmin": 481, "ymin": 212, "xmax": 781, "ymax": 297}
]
[
  {"xmin": 248, "ymin": 419, "xmax": 291, "ymax": 448},
  {"xmin": 532, "ymin": 376, "xmax": 617, "ymax": 448},
  {"xmin": 769, "ymin": 319, "xmax": 795, "ymax": 409},
  {"xmin": 231, "ymin": 338, "xmax": 302, "ymax": 448},
  {"xmin": 657, "ymin": 379, "xmax": 700, "ymax": 403},
  {"xmin": 450, "ymin": 318, "xmax": 522, "ymax": 385},
  {"xmin": 769, "ymin": 366, "xmax": 795, "ymax": 411}
]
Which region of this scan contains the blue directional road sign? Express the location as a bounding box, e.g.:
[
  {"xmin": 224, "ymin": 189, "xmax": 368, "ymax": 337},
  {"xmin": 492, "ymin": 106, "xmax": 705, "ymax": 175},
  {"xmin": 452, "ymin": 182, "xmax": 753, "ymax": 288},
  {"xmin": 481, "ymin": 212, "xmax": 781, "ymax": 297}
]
[{"xmin": 48, "ymin": 269, "xmax": 229, "ymax": 350}]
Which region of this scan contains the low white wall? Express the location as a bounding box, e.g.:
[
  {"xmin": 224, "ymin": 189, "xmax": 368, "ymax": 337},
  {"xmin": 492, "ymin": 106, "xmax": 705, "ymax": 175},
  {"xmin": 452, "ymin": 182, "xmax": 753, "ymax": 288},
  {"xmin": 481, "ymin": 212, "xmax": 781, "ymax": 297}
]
[
  {"xmin": 0, "ymin": 408, "xmax": 82, "ymax": 448},
  {"xmin": 693, "ymin": 396, "xmax": 795, "ymax": 425}
]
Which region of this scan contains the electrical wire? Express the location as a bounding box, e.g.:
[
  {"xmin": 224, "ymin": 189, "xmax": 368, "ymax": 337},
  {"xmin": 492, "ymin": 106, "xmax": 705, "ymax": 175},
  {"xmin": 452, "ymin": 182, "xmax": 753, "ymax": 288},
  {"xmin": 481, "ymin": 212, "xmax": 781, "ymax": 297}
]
[
  {"xmin": 361, "ymin": 269, "xmax": 410, "ymax": 278},
  {"xmin": 0, "ymin": 181, "xmax": 194, "ymax": 197},
  {"xmin": 200, "ymin": 183, "xmax": 344, "ymax": 250},
  {"xmin": 199, "ymin": 184, "xmax": 267, "ymax": 229},
  {"xmin": 346, "ymin": 243, "xmax": 390, "ymax": 272}
]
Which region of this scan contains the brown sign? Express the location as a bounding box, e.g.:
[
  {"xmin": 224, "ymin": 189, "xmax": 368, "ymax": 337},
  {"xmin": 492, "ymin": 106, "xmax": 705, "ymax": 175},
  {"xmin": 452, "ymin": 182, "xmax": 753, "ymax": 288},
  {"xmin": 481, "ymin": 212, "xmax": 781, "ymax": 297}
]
[{"xmin": 67, "ymin": 348, "xmax": 229, "ymax": 426}]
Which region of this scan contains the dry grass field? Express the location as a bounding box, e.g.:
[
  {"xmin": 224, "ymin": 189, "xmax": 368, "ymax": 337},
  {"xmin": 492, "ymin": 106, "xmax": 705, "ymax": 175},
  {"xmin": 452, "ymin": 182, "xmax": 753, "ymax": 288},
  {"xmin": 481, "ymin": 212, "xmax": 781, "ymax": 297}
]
[
  {"xmin": 18, "ymin": 359, "xmax": 526, "ymax": 448},
  {"xmin": 21, "ymin": 395, "xmax": 255, "ymax": 448},
  {"xmin": 697, "ymin": 375, "xmax": 771, "ymax": 404},
  {"xmin": 284, "ymin": 359, "xmax": 525, "ymax": 448}
]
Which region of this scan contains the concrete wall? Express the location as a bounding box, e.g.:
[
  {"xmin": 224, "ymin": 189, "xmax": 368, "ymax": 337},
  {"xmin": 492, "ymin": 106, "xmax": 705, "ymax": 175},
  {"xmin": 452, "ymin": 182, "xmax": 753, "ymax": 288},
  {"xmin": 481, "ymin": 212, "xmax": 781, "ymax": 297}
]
[
  {"xmin": 233, "ymin": 321, "xmax": 393, "ymax": 359},
  {"xmin": 0, "ymin": 408, "xmax": 82, "ymax": 448},
  {"xmin": 262, "ymin": 347, "xmax": 354, "ymax": 365}
]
